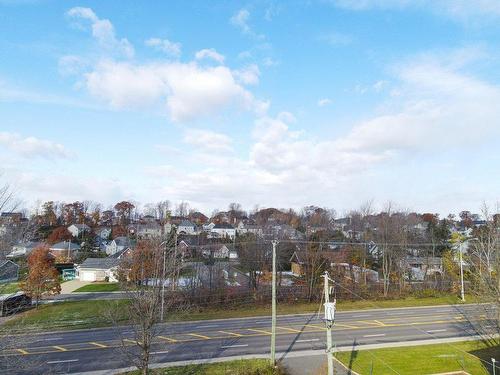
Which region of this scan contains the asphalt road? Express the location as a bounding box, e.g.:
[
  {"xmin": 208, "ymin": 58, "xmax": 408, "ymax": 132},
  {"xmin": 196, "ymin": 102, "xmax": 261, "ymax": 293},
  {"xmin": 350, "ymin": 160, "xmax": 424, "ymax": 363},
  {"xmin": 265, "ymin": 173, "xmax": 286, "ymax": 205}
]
[{"xmin": 1, "ymin": 304, "xmax": 497, "ymax": 374}]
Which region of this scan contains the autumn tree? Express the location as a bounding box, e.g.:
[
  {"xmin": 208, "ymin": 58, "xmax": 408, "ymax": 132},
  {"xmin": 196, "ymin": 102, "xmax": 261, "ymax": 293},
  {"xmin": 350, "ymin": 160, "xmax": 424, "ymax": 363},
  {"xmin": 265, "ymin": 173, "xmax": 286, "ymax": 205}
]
[
  {"xmin": 21, "ymin": 246, "xmax": 61, "ymax": 306},
  {"xmin": 47, "ymin": 226, "xmax": 72, "ymax": 244},
  {"xmin": 114, "ymin": 201, "xmax": 135, "ymax": 225}
]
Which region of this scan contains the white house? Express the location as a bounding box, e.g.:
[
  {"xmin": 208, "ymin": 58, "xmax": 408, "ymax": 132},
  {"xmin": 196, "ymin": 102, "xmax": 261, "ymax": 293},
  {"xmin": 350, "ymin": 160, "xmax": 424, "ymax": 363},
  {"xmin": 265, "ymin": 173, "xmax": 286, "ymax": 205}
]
[
  {"xmin": 136, "ymin": 222, "xmax": 163, "ymax": 239},
  {"xmin": 178, "ymin": 220, "xmax": 197, "ymax": 235},
  {"xmin": 105, "ymin": 236, "xmax": 132, "ymax": 256},
  {"xmin": 68, "ymin": 224, "xmax": 91, "ymax": 237},
  {"xmin": 78, "ymin": 258, "xmax": 120, "ymax": 282},
  {"xmin": 7, "ymin": 241, "xmax": 41, "ymax": 258},
  {"xmin": 210, "ymin": 223, "xmax": 236, "ymax": 239}
]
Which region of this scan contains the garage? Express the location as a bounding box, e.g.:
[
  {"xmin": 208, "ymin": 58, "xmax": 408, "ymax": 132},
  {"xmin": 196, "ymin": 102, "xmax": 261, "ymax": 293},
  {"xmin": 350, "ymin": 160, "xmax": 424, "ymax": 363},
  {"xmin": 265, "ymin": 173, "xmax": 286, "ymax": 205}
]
[
  {"xmin": 80, "ymin": 270, "xmax": 96, "ymax": 282},
  {"xmin": 78, "ymin": 258, "xmax": 120, "ymax": 282}
]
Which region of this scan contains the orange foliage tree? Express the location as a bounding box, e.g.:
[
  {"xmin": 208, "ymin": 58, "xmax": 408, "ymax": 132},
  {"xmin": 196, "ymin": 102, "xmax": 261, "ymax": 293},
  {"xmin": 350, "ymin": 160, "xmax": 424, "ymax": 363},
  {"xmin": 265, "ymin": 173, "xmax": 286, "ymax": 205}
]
[
  {"xmin": 47, "ymin": 226, "xmax": 72, "ymax": 244},
  {"xmin": 21, "ymin": 245, "xmax": 61, "ymax": 306}
]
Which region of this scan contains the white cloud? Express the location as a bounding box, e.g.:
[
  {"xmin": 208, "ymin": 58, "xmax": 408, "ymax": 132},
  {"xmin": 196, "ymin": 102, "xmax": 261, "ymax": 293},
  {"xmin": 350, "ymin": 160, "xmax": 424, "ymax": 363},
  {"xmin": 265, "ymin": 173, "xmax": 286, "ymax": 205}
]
[
  {"xmin": 234, "ymin": 64, "xmax": 260, "ymax": 85},
  {"xmin": 0, "ymin": 132, "xmax": 72, "ymax": 159},
  {"xmin": 58, "ymin": 55, "xmax": 88, "ymax": 76},
  {"xmin": 67, "ymin": 7, "xmax": 134, "ymax": 58},
  {"xmin": 230, "ymin": 9, "xmax": 265, "ymax": 39},
  {"xmin": 318, "ymin": 98, "xmax": 332, "ymax": 107},
  {"xmin": 183, "ymin": 129, "xmax": 233, "ymax": 153},
  {"xmin": 142, "ymin": 50, "xmax": 500, "ymax": 212},
  {"xmin": 145, "ymin": 38, "xmax": 181, "ymax": 58},
  {"xmin": 84, "ymin": 60, "xmax": 266, "ymax": 122},
  {"xmin": 195, "ymin": 48, "xmax": 225, "ymax": 64}
]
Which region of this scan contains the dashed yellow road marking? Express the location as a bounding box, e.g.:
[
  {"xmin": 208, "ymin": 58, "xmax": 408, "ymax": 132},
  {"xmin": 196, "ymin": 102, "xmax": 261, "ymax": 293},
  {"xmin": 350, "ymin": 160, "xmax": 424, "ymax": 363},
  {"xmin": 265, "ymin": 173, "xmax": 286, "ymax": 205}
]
[
  {"xmin": 335, "ymin": 323, "xmax": 359, "ymax": 329},
  {"xmin": 277, "ymin": 326, "xmax": 302, "ymax": 333},
  {"xmin": 89, "ymin": 342, "xmax": 107, "ymax": 348},
  {"xmin": 188, "ymin": 333, "xmax": 210, "ymax": 339},
  {"xmin": 247, "ymin": 328, "xmax": 272, "ymax": 335},
  {"xmin": 218, "ymin": 330, "xmax": 243, "ymax": 337},
  {"xmin": 123, "ymin": 339, "xmax": 140, "ymax": 345},
  {"xmin": 158, "ymin": 336, "xmax": 177, "ymax": 342},
  {"xmin": 16, "ymin": 349, "xmax": 29, "ymax": 355},
  {"xmin": 304, "ymin": 324, "xmax": 326, "ymax": 331},
  {"xmin": 52, "ymin": 345, "xmax": 67, "ymax": 352}
]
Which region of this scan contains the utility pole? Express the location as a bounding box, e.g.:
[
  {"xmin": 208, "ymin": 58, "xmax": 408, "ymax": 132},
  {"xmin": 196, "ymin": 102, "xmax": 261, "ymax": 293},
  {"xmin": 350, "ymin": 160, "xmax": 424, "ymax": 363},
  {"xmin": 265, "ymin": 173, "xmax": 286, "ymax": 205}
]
[
  {"xmin": 323, "ymin": 271, "xmax": 335, "ymax": 375},
  {"xmin": 270, "ymin": 239, "xmax": 278, "ymax": 366},
  {"xmin": 458, "ymin": 241, "xmax": 465, "ymax": 302},
  {"xmin": 160, "ymin": 239, "xmax": 167, "ymax": 322}
]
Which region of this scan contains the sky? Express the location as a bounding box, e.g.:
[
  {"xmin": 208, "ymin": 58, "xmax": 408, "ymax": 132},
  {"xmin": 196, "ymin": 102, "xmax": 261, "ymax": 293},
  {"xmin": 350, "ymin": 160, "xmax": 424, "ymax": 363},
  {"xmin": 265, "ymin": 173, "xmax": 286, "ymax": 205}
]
[{"xmin": 1, "ymin": 0, "xmax": 499, "ymax": 216}]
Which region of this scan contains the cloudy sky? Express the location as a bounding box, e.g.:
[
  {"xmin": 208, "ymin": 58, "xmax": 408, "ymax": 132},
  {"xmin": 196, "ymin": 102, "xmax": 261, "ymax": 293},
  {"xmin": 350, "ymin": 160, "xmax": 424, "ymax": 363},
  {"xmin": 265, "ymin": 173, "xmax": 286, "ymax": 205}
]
[{"xmin": 1, "ymin": 0, "xmax": 499, "ymax": 215}]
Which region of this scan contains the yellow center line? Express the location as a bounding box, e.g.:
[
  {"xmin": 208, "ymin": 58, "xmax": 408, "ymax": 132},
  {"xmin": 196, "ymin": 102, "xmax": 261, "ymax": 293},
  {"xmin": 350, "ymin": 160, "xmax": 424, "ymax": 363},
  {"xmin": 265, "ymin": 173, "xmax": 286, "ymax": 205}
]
[
  {"xmin": 158, "ymin": 336, "xmax": 177, "ymax": 342},
  {"xmin": 304, "ymin": 324, "xmax": 326, "ymax": 331},
  {"xmin": 16, "ymin": 349, "xmax": 29, "ymax": 355},
  {"xmin": 89, "ymin": 342, "xmax": 107, "ymax": 348},
  {"xmin": 188, "ymin": 333, "xmax": 211, "ymax": 339},
  {"xmin": 52, "ymin": 346, "xmax": 67, "ymax": 352},
  {"xmin": 218, "ymin": 330, "xmax": 243, "ymax": 337},
  {"xmin": 277, "ymin": 326, "xmax": 302, "ymax": 333},
  {"xmin": 123, "ymin": 339, "xmax": 141, "ymax": 345},
  {"xmin": 247, "ymin": 328, "xmax": 272, "ymax": 335},
  {"xmin": 335, "ymin": 323, "xmax": 360, "ymax": 329}
]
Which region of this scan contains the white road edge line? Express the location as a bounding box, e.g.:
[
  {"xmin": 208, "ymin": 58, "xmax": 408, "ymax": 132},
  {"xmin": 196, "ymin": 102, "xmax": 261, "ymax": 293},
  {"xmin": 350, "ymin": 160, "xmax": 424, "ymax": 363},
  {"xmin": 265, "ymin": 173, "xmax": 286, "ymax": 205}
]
[
  {"xmin": 151, "ymin": 351, "xmax": 169, "ymax": 355},
  {"xmin": 427, "ymin": 329, "xmax": 447, "ymax": 333},
  {"xmin": 352, "ymin": 315, "xmax": 370, "ymax": 318},
  {"xmin": 47, "ymin": 359, "xmax": 79, "ymax": 364},
  {"xmin": 196, "ymin": 325, "xmax": 219, "ymax": 328},
  {"xmin": 221, "ymin": 344, "xmax": 249, "ymax": 348},
  {"xmin": 363, "ymin": 334, "xmax": 386, "ymax": 338},
  {"xmin": 296, "ymin": 339, "xmax": 320, "ymax": 343}
]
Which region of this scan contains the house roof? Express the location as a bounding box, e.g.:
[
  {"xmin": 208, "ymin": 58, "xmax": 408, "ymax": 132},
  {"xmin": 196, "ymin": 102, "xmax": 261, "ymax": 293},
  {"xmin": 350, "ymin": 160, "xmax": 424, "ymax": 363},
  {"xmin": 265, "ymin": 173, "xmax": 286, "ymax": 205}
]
[
  {"xmin": 179, "ymin": 220, "xmax": 195, "ymax": 228},
  {"xmin": 0, "ymin": 259, "xmax": 19, "ymax": 269},
  {"xmin": 79, "ymin": 257, "xmax": 120, "ymax": 269},
  {"xmin": 213, "ymin": 223, "xmax": 235, "ymax": 229},
  {"xmin": 50, "ymin": 241, "xmax": 81, "ymax": 251},
  {"xmin": 113, "ymin": 237, "xmax": 131, "ymax": 246},
  {"xmin": 70, "ymin": 224, "xmax": 90, "ymax": 230},
  {"xmin": 289, "ymin": 250, "xmax": 339, "ymax": 264}
]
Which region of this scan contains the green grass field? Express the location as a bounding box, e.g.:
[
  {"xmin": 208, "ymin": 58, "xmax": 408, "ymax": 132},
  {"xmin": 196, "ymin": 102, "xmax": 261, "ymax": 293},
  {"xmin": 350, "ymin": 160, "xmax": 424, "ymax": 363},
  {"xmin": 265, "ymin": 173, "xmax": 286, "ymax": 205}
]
[
  {"xmin": 335, "ymin": 340, "xmax": 500, "ymax": 375},
  {"xmin": 73, "ymin": 283, "xmax": 121, "ymax": 293},
  {"xmin": 2, "ymin": 300, "xmax": 129, "ymax": 331},
  {"xmin": 126, "ymin": 359, "xmax": 284, "ymax": 375},
  {"xmin": 0, "ymin": 282, "xmax": 20, "ymax": 294}
]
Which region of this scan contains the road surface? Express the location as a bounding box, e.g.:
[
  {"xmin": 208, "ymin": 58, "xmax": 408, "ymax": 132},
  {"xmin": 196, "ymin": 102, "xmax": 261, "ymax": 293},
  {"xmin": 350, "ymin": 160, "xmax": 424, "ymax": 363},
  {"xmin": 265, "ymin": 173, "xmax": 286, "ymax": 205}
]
[{"xmin": 0, "ymin": 304, "xmax": 496, "ymax": 374}]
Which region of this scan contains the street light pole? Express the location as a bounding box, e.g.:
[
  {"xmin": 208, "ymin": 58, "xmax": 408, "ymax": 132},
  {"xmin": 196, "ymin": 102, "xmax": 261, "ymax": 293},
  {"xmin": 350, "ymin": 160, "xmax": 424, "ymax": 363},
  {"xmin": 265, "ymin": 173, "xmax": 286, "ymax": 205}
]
[{"xmin": 270, "ymin": 239, "xmax": 278, "ymax": 366}]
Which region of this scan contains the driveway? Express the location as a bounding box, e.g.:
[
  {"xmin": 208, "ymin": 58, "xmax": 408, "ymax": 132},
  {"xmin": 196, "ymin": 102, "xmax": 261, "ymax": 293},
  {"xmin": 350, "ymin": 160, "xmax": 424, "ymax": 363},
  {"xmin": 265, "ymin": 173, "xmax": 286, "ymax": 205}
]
[{"xmin": 60, "ymin": 280, "xmax": 90, "ymax": 294}]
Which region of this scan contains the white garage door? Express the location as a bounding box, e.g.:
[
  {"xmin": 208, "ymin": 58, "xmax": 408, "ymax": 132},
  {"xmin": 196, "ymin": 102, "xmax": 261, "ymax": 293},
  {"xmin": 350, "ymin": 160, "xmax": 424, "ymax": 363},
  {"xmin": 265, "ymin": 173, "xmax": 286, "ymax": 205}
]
[{"xmin": 80, "ymin": 271, "xmax": 96, "ymax": 282}]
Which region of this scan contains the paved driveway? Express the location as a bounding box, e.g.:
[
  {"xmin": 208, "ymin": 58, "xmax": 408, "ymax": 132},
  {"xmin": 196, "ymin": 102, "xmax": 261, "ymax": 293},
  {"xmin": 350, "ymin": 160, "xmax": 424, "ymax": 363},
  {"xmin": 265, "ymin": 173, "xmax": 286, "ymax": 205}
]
[{"xmin": 60, "ymin": 280, "xmax": 90, "ymax": 294}]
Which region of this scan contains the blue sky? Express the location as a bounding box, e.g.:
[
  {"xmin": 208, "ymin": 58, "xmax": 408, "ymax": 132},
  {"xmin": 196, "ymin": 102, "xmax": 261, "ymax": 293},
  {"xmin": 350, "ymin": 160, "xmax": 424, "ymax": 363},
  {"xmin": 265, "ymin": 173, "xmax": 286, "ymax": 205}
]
[{"xmin": 1, "ymin": 0, "xmax": 499, "ymax": 215}]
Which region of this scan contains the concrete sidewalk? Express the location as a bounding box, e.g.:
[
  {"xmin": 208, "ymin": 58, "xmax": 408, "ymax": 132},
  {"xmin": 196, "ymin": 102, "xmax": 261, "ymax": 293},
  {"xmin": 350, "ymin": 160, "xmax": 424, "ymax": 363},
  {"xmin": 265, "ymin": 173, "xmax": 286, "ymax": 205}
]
[{"xmin": 281, "ymin": 355, "xmax": 356, "ymax": 375}]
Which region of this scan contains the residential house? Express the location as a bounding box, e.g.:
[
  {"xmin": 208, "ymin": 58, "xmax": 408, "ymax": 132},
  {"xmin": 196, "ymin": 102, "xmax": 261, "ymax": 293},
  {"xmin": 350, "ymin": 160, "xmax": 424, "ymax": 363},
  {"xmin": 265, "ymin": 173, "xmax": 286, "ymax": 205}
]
[
  {"xmin": 0, "ymin": 212, "xmax": 23, "ymax": 224},
  {"xmin": 96, "ymin": 227, "xmax": 112, "ymax": 241},
  {"xmin": 0, "ymin": 260, "xmax": 19, "ymax": 283},
  {"xmin": 331, "ymin": 263, "xmax": 379, "ymax": 283},
  {"xmin": 77, "ymin": 258, "xmax": 120, "ymax": 282},
  {"xmin": 289, "ymin": 250, "xmax": 338, "ymax": 277},
  {"xmin": 67, "ymin": 223, "xmax": 91, "ymax": 237},
  {"xmin": 405, "ymin": 256, "xmax": 443, "ymax": 281},
  {"xmin": 7, "ymin": 241, "xmax": 41, "ymax": 258},
  {"xmin": 210, "ymin": 223, "xmax": 236, "ymax": 239},
  {"xmin": 105, "ymin": 236, "xmax": 132, "ymax": 256},
  {"xmin": 178, "ymin": 220, "xmax": 198, "ymax": 235},
  {"xmin": 49, "ymin": 241, "xmax": 81, "ymax": 259},
  {"xmin": 135, "ymin": 222, "xmax": 163, "ymax": 239},
  {"xmin": 236, "ymin": 221, "xmax": 263, "ymax": 236}
]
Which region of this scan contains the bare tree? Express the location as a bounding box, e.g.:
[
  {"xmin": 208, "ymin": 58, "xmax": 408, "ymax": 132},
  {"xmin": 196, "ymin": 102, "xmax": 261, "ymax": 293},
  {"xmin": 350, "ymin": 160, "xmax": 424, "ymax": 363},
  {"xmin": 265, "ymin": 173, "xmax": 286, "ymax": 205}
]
[{"xmin": 111, "ymin": 235, "xmax": 183, "ymax": 375}]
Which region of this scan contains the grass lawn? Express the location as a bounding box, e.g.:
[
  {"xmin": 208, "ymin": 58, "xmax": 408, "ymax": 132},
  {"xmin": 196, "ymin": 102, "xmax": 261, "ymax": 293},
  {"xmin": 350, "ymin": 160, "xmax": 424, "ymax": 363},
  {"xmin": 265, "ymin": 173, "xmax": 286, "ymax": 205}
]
[
  {"xmin": 2, "ymin": 293, "xmax": 475, "ymax": 332},
  {"xmin": 73, "ymin": 283, "xmax": 121, "ymax": 293},
  {"xmin": 335, "ymin": 340, "xmax": 500, "ymax": 375},
  {"xmin": 0, "ymin": 282, "xmax": 20, "ymax": 294},
  {"xmin": 2, "ymin": 299, "xmax": 129, "ymax": 331},
  {"xmin": 126, "ymin": 359, "xmax": 283, "ymax": 375}
]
